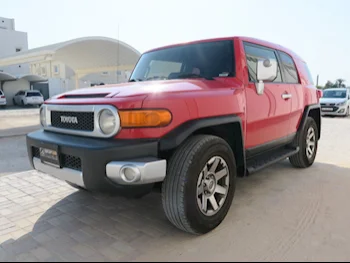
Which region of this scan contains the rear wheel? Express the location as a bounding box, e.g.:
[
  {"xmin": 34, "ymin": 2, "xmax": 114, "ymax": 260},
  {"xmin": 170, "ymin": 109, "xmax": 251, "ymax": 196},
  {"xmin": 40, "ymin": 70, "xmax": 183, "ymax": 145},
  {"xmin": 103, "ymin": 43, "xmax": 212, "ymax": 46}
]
[
  {"xmin": 162, "ymin": 135, "xmax": 236, "ymax": 235},
  {"xmin": 289, "ymin": 117, "xmax": 318, "ymax": 168}
]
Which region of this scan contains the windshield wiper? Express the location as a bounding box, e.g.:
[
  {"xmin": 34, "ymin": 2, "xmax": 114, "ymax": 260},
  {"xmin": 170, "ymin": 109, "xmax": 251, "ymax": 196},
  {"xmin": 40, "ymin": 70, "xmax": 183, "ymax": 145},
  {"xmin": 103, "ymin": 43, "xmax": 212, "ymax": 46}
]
[
  {"xmin": 176, "ymin": 73, "xmax": 214, "ymax": 81},
  {"xmin": 129, "ymin": 78, "xmax": 143, "ymax": 82}
]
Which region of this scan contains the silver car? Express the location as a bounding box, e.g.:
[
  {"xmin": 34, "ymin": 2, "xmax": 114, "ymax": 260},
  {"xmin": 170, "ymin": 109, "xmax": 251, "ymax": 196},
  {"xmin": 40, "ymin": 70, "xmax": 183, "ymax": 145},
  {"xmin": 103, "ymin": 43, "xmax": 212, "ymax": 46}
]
[
  {"xmin": 320, "ymin": 88, "xmax": 350, "ymax": 117},
  {"xmin": 0, "ymin": 90, "xmax": 6, "ymax": 109}
]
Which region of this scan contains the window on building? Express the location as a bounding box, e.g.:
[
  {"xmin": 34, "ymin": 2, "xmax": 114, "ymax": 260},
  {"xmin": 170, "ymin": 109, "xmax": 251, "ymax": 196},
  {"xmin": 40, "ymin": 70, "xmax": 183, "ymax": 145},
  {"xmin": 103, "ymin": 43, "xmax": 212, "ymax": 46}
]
[
  {"xmin": 277, "ymin": 51, "xmax": 300, "ymax": 84},
  {"xmin": 243, "ymin": 43, "xmax": 282, "ymax": 83},
  {"xmin": 53, "ymin": 65, "xmax": 60, "ymax": 75},
  {"xmin": 16, "ymin": 48, "xmax": 22, "ymax": 53}
]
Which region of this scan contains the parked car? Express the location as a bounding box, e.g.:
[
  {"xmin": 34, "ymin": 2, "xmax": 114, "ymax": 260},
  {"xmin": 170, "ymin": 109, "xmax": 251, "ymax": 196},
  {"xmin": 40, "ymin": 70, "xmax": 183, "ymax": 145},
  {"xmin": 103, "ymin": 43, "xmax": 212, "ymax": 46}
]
[
  {"xmin": 320, "ymin": 88, "xmax": 350, "ymax": 117},
  {"xmin": 0, "ymin": 90, "xmax": 6, "ymax": 108},
  {"xmin": 13, "ymin": 90, "xmax": 44, "ymax": 107},
  {"xmin": 26, "ymin": 36, "xmax": 322, "ymax": 235}
]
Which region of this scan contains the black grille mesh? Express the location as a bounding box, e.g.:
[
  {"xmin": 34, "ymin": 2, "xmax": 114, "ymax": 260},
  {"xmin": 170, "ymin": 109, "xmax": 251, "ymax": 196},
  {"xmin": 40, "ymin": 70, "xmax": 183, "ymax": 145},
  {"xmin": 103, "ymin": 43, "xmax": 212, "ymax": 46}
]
[
  {"xmin": 51, "ymin": 111, "xmax": 94, "ymax": 131},
  {"xmin": 32, "ymin": 147, "xmax": 40, "ymax": 158},
  {"xmin": 61, "ymin": 154, "xmax": 82, "ymax": 171},
  {"xmin": 32, "ymin": 147, "xmax": 82, "ymax": 171}
]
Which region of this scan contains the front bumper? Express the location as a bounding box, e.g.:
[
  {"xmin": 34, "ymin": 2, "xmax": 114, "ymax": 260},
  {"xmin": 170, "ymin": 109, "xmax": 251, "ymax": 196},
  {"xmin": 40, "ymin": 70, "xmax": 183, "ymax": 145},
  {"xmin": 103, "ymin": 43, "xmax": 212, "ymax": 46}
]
[
  {"xmin": 26, "ymin": 130, "xmax": 166, "ymax": 193},
  {"xmin": 321, "ymin": 105, "xmax": 347, "ymax": 116}
]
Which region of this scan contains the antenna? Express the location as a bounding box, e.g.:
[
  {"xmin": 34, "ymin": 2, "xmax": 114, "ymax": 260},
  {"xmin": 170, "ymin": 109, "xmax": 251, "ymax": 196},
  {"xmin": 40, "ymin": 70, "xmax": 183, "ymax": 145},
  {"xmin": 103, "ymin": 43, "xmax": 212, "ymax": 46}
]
[{"xmin": 117, "ymin": 23, "xmax": 120, "ymax": 83}]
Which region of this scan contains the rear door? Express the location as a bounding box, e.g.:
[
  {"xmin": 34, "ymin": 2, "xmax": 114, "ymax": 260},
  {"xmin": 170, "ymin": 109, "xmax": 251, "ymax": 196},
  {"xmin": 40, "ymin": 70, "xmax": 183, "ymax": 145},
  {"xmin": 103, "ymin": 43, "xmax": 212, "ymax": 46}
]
[
  {"xmin": 277, "ymin": 51, "xmax": 304, "ymax": 134},
  {"xmin": 243, "ymin": 42, "xmax": 292, "ymax": 150}
]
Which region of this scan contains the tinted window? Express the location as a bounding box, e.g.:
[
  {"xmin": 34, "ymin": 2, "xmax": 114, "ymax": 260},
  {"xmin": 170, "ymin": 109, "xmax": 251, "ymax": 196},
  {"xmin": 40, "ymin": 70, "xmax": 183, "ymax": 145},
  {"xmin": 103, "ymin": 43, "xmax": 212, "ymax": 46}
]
[
  {"xmin": 130, "ymin": 40, "xmax": 235, "ymax": 81},
  {"xmin": 26, "ymin": 92, "xmax": 42, "ymax": 97},
  {"xmin": 0, "ymin": 90, "xmax": 3, "ymax": 95},
  {"xmin": 244, "ymin": 43, "xmax": 282, "ymax": 83},
  {"xmin": 278, "ymin": 51, "xmax": 299, "ymax": 84},
  {"xmin": 323, "ymin": 89, "xmax": 347, "ymax": 99},
  {"xmin": 302, "ymin": 62, "xmax": 314, "ymax": 85}
]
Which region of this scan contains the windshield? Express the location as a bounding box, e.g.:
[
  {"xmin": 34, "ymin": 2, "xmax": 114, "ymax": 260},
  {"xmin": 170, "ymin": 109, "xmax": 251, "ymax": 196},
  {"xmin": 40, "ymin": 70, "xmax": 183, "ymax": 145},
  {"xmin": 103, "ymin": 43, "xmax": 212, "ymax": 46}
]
[
  {"xmin": 322, "ymin": 89, "xmax": 347, "ymax": 99},
  {"xmin": 130, "ymin": 40, "xmax": 234, "ymax": 82},
  {"xmin": 26, "ymin": 92, "xmax": 42, "ymax": 97}
]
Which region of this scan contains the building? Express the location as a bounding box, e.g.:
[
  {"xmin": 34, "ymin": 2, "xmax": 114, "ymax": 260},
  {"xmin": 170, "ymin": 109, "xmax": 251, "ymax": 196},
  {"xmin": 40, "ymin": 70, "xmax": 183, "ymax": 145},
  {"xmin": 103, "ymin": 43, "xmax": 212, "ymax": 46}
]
[{"xmin": 0, "ymin": 16, "xmax": 141, "ymax": 106}]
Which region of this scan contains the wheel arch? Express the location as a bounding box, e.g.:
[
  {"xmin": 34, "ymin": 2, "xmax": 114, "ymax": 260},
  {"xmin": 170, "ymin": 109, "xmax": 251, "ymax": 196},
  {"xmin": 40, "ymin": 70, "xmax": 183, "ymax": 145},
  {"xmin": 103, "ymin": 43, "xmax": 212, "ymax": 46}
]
[
  {"xmin": 159, "ymin": 115, "xmax": 246, "ymax": 176},
  {"xmin": 298, "ymin": 104, "xmax": 321, "ymax": 140}
]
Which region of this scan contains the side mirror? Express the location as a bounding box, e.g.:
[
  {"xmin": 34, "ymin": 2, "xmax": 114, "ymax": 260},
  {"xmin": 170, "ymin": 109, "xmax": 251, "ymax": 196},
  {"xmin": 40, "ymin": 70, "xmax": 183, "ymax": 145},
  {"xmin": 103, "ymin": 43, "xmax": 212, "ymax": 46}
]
[{"xmin": 255, "ymin": 58, "xmax": 278, "ymax": 95}]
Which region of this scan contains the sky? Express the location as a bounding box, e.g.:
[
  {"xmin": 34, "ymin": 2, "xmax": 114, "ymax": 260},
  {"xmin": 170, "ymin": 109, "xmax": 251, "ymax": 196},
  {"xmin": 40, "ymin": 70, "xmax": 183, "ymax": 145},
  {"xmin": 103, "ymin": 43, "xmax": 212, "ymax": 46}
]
[{"xmin": 1, "ymin": 0, "xmax": 349, "ymax": 86}]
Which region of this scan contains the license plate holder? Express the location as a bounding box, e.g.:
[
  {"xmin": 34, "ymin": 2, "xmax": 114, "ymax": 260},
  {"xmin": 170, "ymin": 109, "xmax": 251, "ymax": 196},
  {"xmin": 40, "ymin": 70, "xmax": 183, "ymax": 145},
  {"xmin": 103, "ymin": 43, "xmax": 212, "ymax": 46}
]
[{"xmin": 40, "ymin": 145, "xmax": 61, "ymax": 168}]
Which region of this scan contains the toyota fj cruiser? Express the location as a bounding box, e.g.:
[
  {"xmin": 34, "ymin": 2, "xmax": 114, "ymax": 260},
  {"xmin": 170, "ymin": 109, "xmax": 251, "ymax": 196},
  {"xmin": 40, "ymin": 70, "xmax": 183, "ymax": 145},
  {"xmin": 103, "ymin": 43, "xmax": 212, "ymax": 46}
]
[{"xmin": 26, "ymin": 36, "xmax": 322, "ymax": 235}]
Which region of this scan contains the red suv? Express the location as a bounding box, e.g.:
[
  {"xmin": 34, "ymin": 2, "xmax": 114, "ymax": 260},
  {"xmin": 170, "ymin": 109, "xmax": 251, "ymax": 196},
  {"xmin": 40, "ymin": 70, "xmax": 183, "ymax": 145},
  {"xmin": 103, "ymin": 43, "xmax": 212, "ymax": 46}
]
[{"xmin": 27, "ymin": 36, "xmax": 322, "ymax": 235}]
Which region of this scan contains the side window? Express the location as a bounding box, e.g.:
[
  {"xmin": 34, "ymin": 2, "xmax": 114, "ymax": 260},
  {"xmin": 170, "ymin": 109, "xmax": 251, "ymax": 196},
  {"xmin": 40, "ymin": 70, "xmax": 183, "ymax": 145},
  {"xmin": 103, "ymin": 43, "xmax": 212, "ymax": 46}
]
[
  {"xmin": 278, "ymin": 51, "xmax": 299, "ymax": 84},
  {"xmin": 302, "ymin": 62, "xmax": 314, "ymax": 85},
  {"xmin": 244, "ymin": 43, "xmax": 282, "ymax": 83}
]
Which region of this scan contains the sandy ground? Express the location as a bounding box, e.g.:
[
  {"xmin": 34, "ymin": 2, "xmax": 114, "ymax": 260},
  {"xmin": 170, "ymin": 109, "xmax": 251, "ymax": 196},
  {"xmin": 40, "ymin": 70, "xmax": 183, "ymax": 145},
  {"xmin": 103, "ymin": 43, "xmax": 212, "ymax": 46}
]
[{"xmin": 0, "ymin": 115, "xmax": 349, "ymax": 261}]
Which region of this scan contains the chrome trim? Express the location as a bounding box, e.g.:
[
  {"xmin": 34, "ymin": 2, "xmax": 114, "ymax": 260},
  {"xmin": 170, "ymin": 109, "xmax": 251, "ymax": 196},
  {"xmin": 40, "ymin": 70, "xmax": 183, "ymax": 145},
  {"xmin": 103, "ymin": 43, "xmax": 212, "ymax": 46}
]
[
  {"xmin": 106, "ymin": 159, "xmax": 167, "ymax": 185},
  {"xmin": 33, "ymin": 157, "xmax": 85, "ymax": 188},
  {"xmin": 40, "ymin": 104, "xmax": 121, "ymax": 138}
]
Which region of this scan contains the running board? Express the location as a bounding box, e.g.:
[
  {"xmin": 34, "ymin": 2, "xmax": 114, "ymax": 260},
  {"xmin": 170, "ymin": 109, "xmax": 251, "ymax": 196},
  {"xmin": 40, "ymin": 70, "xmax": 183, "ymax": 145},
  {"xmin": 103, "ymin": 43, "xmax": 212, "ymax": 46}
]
[{"xmin": 247, "ymin": 147, "xmax": 300, "ymax": 174}]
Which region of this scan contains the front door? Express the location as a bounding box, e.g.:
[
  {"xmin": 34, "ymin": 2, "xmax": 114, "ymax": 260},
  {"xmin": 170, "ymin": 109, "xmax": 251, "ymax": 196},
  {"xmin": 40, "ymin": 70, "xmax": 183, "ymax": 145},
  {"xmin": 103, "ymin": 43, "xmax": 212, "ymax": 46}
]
[{"xmin": 243, "ymin": 42, "xmax": 292, "ymax": 150}]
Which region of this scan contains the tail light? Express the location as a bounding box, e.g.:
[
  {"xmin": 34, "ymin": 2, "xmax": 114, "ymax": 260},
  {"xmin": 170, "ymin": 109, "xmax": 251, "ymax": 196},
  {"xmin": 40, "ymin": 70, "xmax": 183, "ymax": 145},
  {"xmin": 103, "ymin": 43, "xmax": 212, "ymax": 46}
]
[{"xmin": 0, "ymin": 96, "xmax": 5, "ymax": 99}]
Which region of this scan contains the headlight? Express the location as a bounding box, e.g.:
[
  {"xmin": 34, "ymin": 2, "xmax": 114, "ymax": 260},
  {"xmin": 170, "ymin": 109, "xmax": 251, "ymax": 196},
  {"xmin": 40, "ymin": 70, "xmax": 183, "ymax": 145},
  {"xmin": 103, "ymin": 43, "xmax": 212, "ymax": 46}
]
[
  {"xmin": 40, "ymin": 106, "xmax": 46, "ymax": 127},
  {"xmin": 337, "ymin": 101, "xmax": 346, "ymax": 106},
  {"xmin": 99, "ymin": 109, "xmax": 117, "ymax": 135}
]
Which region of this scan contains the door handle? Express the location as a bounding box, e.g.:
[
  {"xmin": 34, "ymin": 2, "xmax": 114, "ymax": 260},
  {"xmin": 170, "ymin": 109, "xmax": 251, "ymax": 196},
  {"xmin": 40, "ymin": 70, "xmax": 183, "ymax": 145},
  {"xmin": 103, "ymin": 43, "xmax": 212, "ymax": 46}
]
[{"xmin": 282, "ymin": 93, "xmax": 292, "ymax": 100}]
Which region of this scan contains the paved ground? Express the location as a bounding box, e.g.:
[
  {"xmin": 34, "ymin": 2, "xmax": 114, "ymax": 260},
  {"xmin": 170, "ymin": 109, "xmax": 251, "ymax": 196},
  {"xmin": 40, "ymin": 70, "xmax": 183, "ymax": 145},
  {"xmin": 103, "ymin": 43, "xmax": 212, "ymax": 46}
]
[{"xmin": 0, "ymin": 116, "xmax": 350, "ymax": 261}]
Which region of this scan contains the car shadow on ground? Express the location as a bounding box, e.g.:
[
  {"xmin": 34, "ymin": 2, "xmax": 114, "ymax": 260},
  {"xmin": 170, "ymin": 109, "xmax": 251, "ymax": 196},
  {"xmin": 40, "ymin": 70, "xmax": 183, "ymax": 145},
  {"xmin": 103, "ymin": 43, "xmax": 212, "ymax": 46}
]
[{"xmin": 1, "ymin": 161, "xmax": 349, "ymax": 261}]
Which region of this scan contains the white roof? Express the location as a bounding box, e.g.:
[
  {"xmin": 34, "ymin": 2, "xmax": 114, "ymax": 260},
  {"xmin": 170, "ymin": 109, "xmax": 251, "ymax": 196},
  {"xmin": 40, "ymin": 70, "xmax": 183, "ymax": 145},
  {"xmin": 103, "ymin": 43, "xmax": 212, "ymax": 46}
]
[{"xmin": 0, "ymin": 36, "xmax": 141, "ymax": 73}]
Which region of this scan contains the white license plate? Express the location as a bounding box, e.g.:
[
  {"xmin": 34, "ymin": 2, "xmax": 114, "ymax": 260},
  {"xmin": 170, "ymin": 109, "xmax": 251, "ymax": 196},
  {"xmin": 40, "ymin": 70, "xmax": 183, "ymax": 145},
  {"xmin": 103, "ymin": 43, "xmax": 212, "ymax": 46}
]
[{"xmin": 322, "ymin": 108, "xmax": 333, "ymax": 111}]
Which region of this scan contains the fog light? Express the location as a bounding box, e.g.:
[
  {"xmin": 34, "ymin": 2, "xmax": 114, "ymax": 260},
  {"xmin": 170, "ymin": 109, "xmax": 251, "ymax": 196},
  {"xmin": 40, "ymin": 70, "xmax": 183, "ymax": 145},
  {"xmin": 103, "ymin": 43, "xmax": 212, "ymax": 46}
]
[
  {"xmin": 120, "ymin": 165, "xmax": 141, "ymax": 183},
  {"xmin": 339, "ymin": 109, "xmax": 345, "ymax": 113}
]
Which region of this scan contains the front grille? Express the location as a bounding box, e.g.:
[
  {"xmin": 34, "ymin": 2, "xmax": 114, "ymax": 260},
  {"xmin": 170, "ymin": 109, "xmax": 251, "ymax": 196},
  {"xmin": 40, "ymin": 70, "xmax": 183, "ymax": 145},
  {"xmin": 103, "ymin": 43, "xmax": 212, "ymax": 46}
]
[
  {"xmin": 51, "ymin": 111, "xmax": 94, "ymax": 131},
  {"xmin": 32, "ymin": 146, "xmax": 82, "ymax": 171},
  {"xmin": 321, "ymin": 103, "xmax": 335, "ymax": 106},
  {"xmin": 61, "ymin": 154, "xmax": 82, "ymax": 171}
]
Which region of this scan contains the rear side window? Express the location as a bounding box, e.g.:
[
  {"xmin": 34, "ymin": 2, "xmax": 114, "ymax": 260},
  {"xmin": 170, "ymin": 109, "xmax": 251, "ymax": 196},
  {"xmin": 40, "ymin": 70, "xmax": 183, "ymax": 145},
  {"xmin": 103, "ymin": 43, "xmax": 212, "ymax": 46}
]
[
  {"xmin": 302, "ymin": 62, "xmax": 314, "ymax": 85},
  {"xmin": 244, "ymin": 43, "xmax": 282, "ymax": 83},
  {"xmin": 278, "ymin": 51, "xmax": 299, "ymax": 84},
  {"xmin": 0, "ymin": 90, "xmax": 3, "ymax": 95}
]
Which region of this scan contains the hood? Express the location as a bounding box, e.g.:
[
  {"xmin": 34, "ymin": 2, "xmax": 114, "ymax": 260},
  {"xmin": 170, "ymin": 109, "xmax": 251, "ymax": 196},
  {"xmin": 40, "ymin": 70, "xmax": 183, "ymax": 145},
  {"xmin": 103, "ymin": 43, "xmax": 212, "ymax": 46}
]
[
  {"xmin": 53, "ymin": 79, "xmax": 237, "ymax": 100},
  {"xmin": 320, "ymin": 97, "xmax": 347, "ymax": 104}
]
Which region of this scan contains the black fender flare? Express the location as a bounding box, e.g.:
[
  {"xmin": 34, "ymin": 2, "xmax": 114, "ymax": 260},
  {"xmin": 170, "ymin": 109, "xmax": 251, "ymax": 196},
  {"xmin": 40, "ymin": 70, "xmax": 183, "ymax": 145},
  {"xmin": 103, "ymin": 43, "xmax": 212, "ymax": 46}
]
[
  {"xmin": 159, "ymin": 115, "xmax": 246, "ymax": 175},
  {"xmin": 298, "ymin": 104, "xmax": 321, "ymax": 140}
]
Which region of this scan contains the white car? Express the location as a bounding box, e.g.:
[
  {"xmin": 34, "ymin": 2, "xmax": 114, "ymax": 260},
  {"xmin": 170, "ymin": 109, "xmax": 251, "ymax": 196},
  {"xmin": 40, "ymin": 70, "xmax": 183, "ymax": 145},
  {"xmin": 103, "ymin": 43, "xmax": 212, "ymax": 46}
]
[
  {"xmin": 0, "ymin": 90, "xmax": 6, "ymax": 108},
  {"xmin": 13, "ymin": 90, "xmax": 44, "ymax": 107},
  {"xmin": 320, "ymin": 88, "xmax": 350, "ymax": 117}
]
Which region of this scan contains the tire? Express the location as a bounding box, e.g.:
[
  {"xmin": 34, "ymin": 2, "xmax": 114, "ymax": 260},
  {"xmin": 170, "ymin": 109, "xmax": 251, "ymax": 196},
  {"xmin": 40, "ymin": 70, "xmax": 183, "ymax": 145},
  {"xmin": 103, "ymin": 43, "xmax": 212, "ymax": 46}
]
[
  {"xmin": 13, "ymin": 98, "xmax": 16, "ymax": 106},
  {"xmin": 289, "ymin": 117, "xmax": 318, "ymax": 168},
  {"xmin": 162, "ymin": 135, "xmax": 236, "ymax": 235},
  {"xmin": 346, "ymin": 107, "xmax": 350, "ymax": 117}
]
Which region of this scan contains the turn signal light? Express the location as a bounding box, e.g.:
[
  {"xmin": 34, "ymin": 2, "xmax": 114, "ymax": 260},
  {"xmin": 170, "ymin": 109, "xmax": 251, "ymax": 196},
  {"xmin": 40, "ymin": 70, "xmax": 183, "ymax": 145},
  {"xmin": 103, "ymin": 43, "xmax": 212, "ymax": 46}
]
[{"xmin": 119, "ymin": 110, "xmax": 172, "ymax": 128}]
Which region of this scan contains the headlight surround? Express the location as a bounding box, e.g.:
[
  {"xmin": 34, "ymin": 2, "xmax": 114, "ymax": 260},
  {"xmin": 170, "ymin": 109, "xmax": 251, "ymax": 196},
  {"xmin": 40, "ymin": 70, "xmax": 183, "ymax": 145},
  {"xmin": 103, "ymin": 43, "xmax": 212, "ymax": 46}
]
[
  {"xmin": 337, "ymin": 101, "xmax": 347, "ymax": 106},
  {"xmin": 98, "ymin": 109, "xmax": 117, "ymax": 135},
  {"xmin": 40, "ymin": 106, "xmax": 46, "ymax": 127}
]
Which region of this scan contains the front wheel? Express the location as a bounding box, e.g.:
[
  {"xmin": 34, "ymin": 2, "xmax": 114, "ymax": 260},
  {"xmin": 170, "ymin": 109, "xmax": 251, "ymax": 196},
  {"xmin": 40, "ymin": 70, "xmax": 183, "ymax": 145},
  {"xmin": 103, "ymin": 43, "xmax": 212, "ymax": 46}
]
[
  {"xmin": 162, "ymin": 135, "xmax": 236, "ymax": 235},
  {"xmin": 289, "ymin": 117, "xmax": 318, "ymax": 168}
]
